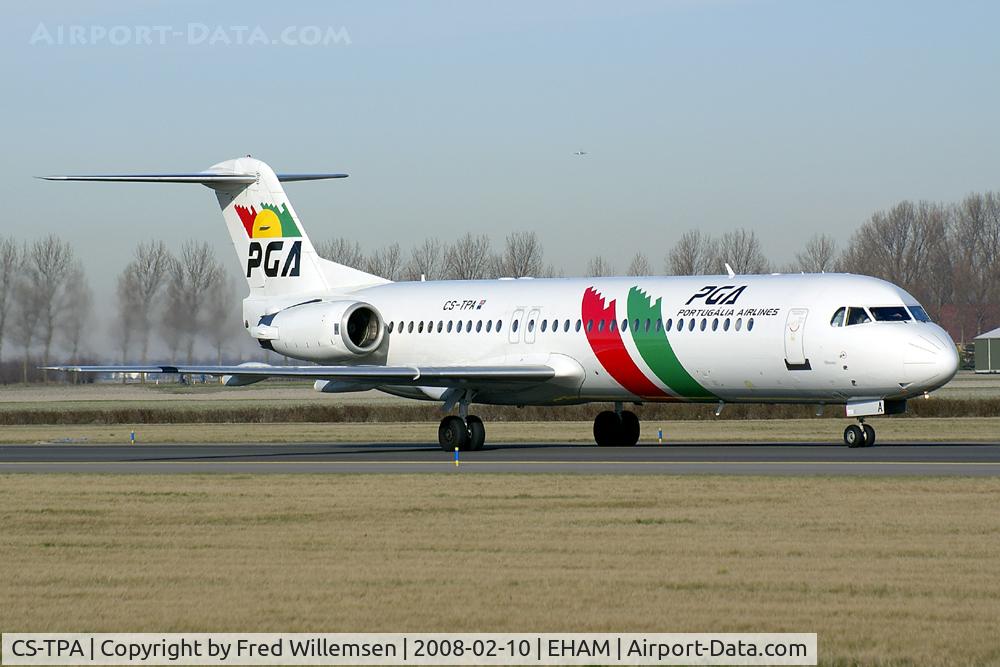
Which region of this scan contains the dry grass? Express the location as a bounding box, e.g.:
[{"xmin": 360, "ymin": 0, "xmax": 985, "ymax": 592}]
[
  {"xmin": 1, "ymin": 474, "xmax": 998, "ymax": 666},
  {"xmin": 5, "ymin": 417, "xmax": 1000, "ymax": 445}
]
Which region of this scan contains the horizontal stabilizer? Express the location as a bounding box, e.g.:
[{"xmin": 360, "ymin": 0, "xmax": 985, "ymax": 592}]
[
  {"xmin": 42, "ymin": 364, "xmax": 555, "ymax": 388},
  {"xmin": 39, "ymin": 173, "xmax": 347, "ymax": 185}
]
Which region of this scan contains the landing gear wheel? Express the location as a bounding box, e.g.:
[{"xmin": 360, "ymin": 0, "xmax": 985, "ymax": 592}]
[
  {"xmin": 439, "ymin": 415, "xmax": 469, "ymax": 451},
  {"xmin": 620, "ymin": 410, "xmax": 641, "ymax": 446},
  {"xmin": 844, "ymin": 424, "xmax": 864, "ymax": 448},
  {"xmin": 862, "ymin": 424, "xmax": 876, "ymax": 447},
  {"xmin": 593, "ymin": 410, "xmax": 621, "ymax": 447},
  {"xmin": 466, "ymin": 415, "xmax": 486, "ymax": 451}
]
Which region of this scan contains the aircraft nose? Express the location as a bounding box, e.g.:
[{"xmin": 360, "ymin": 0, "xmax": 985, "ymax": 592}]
[{"xmin": 903, "ymin": 328, "xmax": 959, "ymax": 389}]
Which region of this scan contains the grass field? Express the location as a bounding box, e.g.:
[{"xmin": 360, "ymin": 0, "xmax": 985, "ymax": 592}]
[{"xmin": 1, "ymin": 474, "xmax": 998, "ymax": 666}]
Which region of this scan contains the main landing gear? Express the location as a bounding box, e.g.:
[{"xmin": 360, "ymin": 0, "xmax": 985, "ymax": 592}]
[
  {"xmin": 438, "ymin": 414, "xmax": 486, "ymax": 451},
  {"xmin": 593, "ymin": 403, "xmax": 641, "ymax": 447},
  {"xmin": 844, "ymin": 418, "xmax": 876, "ymax": 448}
]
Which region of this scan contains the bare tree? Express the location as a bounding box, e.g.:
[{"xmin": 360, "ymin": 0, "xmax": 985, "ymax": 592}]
[
  {"xmin": 364, "ymin": 243, "xmax": 403, "ymax": 281},
  {"xmin": 586, "ymin": 255, "xmax": 615, "ymax": 277},
  {"xmin": 205, "ymin": 275, "xmax": 235, "ymax": 364},
  {"xmin": 11, "ymin": 259, "xmax": 42, "ymax": 383},
  {"xmin": 444, "ymin": 233, "xmax": 494, "ymax": 280},
  {"xmin": 113, "ymin": 265, "xmax": 142, "ymax": 363},
  {"xmin": 626, "ymin": 252, "xmax": 652, "ymax": 276},
  {"xmin": 494, "ymin": 231, "xmax": 545, "ymax": 278},
  {"xmin": 839, "ymin": 201, "xmax": 949, "ymax": 316},
  {"xmin": 951, "ymin": 192, "xmax": 1000, "ymax": 337},
  {"xmin": 127, "ymin": 241, "xmax": 173, "ymax": 362},
  {"xmin": 667, "ymin": 230, "xmax": 718, "ymax": 275},
  {"xmin": 316, "ymin": 237, "xmax": 365, "ymax": 269},
  {"xmin": 163, "ymin": 241, "xmax": 225, "ymax": 363},
  {"xmin": 403, "ymin": 237, "xmax": 445, "ymax": 281},
  {"xmin": 793, "ymin": 234, "xmax": 837, "ymax": 273},
  {"xmin": 0, "ymin": 238, "xmax": 22, "ymax": 366},
  {"xmin": 27, "ymin": 236, "xmax": 75, "ymax": 377},
  {"xmin": 715, "ymin": 228, "xmax": 770, "ymax": 274},
  {"xmin": 61, "ymin": 262, "xmax": 92, "ymax": 374}
]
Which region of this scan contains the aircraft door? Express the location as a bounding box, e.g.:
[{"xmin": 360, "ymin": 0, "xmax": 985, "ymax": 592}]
[
  {"xmin": 525, "ymin": 308, "xmax": 541, "ymax": 344},
  {"xmin": 509, "ymin": 308, "xmax": 525, "ymax": 344},
  {"xmin": 784, "ymin": 308, "xmax": 809, "ymax": 368}
]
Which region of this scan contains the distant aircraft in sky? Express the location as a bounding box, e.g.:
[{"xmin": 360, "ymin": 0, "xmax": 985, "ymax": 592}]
[
  {"xmin": 44, "ymin": 157, "xmax": 958, "ymax": 449},
  {"xmin": 573, "ymin": 150, "xmax": 588, "ymax": 156}
]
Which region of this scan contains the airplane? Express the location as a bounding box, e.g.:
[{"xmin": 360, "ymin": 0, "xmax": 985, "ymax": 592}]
[{"xmin": 43, "ymin": 156, "xmax": 959, "ymax": 450}]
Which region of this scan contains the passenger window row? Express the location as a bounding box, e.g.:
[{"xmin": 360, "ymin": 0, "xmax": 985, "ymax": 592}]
[{"xmin": 386, "ymin": 316, "xmax": 756, "ymax": 335}]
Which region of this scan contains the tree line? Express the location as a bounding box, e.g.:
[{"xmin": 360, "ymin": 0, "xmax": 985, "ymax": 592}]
[{"xmin": 1, "ymin": 188, "xmax": 997, "ymax": 382}]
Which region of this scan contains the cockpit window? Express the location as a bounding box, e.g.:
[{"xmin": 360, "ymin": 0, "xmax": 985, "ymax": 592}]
[
  {"xmin": 846, "ymin": 307, "xmax": 871, "ymax": 326},
  {"xmin": 830, "ymin": 307, "xmax": 846, "ymax": 327},
  {"xmin": 909, "ymin": 305, "xmax": 931, "ymax": 322},
  {"xmin": 870, "ymin": 306, "xmax": 911, "ymax": 322}
]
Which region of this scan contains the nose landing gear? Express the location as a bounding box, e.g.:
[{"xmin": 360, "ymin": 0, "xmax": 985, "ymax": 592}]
[{"xmin": 844, "ymin": 419, "xmax": 876, "ymax": 448}]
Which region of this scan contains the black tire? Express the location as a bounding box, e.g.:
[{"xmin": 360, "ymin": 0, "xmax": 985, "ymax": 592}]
[
  {"xmin": 439, "ymin": 415, "xmax": 469, "ymax": 451},
  {"xmin": 620, "ymin": 410, "xmax": 641, "ymax": 446},
  {"xmin": 844, "ymin": 424, "xmax": 864, "ymax": 448},
  {"xmin": 593, "ymin": 410, "xmax": 621, "ymax": 447},
  {"xmin": 862, "ymin": 424, "xmax": 876, "ymax": 447},
  {"xmin": 466, "ymin": 415, "xmax": 486, "ymax": 451}
]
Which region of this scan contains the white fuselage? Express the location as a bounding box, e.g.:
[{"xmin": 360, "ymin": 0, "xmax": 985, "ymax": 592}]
[{"xmin": 243, "ymin": 272, "xmax": 959, "ymax": 407}]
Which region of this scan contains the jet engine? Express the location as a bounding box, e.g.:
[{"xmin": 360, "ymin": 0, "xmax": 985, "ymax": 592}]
[{"xmin": 254, "ymin": 300, "xmax": 384, "ymax": 362}]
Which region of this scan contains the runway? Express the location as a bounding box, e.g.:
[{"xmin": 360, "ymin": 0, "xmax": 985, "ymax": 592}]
[{"xmin": 2, "ymin": 441, "xmax": 1000, "ymax": 474}]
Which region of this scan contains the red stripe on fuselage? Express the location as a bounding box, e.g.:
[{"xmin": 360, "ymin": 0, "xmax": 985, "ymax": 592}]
[{"xmin": 581, "ymin": 287, "xmax": 667, "ymax": 399}]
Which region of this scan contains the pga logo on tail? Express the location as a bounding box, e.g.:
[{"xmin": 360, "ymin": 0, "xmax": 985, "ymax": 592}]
[{"xmin": 236, "ymin": 202, "xmax": 303, "ymax": 278}]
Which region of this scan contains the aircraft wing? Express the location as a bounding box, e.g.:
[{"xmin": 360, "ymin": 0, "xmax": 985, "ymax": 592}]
[{"xmin": 42, "ymin": 364, "xmax": 556, "ymax": 388}]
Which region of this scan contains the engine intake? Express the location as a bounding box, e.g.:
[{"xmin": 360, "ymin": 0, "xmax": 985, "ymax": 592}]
[{"xmin": 255, "ymin": 300, "xmax": 384, "ymax": 362}]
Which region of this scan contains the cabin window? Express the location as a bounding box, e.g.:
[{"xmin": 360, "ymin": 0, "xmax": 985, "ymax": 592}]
[
  {"xmin": 871, "ymin": 306, "xmax": 911, "ymax": 322},
  {"xmin": 436, "ymin": 321, "xmax": 443, "ymax": 333},
  {"xmin": 677, "ymin": 318, "xmax": 684, "ymax": 331},
  {"xmin": 723, "ymin": 317, "xmax": 730, "ymax": 331},
  {"xmin": 387, "ymin": 322, "xmax": 394, "ymax": 334},
  {"xmin": 497, "ymin": 320, "xmax": 503, "ymax": 332},
  {"xmin": 735, "ymin": 318, "xmax": 742, "ymax": 331},
  {"xmin": 597, "ymin": 320, "xmax": 605, "ymax": 332},
  {"xmin": 466, "ymin": 320, "xmax": 473, "ymax": 332},
  {"xmin": 700, "ymin": 318, "xmax": 707, "ymax": 331},
  {"xmin": 512, "ymin": 319, "xmax": 519, "ymax": 333},
  {"xmin": 634, "ymin": 318, "xmax": 640, "ymax": 332},
  {"xmin": 830, "ymin": 307, "xmax": 846, "ymax": 327},
  {"xmin": 446, "ymin": 321, "xmax": 453, "ymax": 333},
  {"xmin": 656, "ymin": 318, "xmax": 662, "ymax": 332},
  {"xmin": 564, "ymin": 319, "xmax": 570, "ymax": 332},
  {"xmin": 586, "ymin": 320, "xmax": 593, "ymax": 332},
  {"xmin": 846, "ymin": 307, "xmax": 871, "ymax": 326},
  {"xmin": 688, "ymin": 319, "xmax": 695, "ymax": 332},
  {"xmin": 486, "ymin": 320, "xmax": 493, "ymax": 333},
  {"xmin": 417, "ymin": 321, "xmax": 424, "ymax": 333},
  {"xmin": 712, "ymin": 318, "xmax": 719, "ymax": 331},
  {"xmin": 476, "ymin": 320, "xmax": 483, "ymax": 332},
  {"xmin": 644, "ymin": 318, "xmax": 651, "ymax": 332},
  {"xmin": 528, "ymin": 319, "xmax": 535, "ymax": 332},
  {"xmin": 747, "ymin": 318, "xmax": 755, "ymax": 331},
  {"xmin": 541, "ymin": 320, "xmax": 548, "ymax": 333},
  {"xmin": 575, "ymin": 319, "xmax": 582, "ymax": 332},
  {"xmin": 621, "ymin": 319, "xmax": 628, "ymax": 331}
]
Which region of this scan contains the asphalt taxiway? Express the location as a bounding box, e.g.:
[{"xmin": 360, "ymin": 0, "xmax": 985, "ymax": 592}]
[{"xmin": 1, "ymin": 442, "xmax": 999, "ymax": 475}]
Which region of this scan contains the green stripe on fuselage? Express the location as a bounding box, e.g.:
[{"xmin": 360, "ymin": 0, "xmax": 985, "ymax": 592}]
[{"xmin": 627, "ymin": 287, "xmax": 715, "ymax": 400}]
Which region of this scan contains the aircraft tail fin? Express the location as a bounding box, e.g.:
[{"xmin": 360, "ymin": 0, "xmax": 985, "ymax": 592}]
[{"xmin": 41, "ymin": 157, "xmax": 389, "ymax": 297}]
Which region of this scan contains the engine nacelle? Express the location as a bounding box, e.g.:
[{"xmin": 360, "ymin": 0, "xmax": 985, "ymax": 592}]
[{"xmin": 256, "ymin": 300, "xmax": 384, "ymax": 362}]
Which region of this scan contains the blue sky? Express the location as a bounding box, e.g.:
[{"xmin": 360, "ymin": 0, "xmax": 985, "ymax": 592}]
[{"xmin": 3, "ymin": 1, "xmax": 999, "ymax": 296}]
